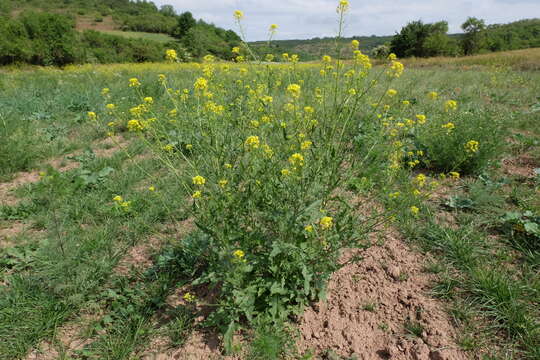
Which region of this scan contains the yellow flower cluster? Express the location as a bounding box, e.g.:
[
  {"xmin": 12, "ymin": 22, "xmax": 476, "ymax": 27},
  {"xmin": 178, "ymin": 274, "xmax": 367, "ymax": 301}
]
[
  {"xmin": 465, "ymin": 140, "xmax": 479, "ymax": 153},
  {"xmin": 165, "ymin": 49, "xmax": 178, "ymax": 62}
]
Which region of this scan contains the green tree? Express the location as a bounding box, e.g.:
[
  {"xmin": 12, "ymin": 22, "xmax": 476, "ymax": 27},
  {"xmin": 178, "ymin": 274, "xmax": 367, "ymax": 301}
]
[
  {"xmin": 461, "ymin": 17, "xmax": 486, "ymax": 55},
  {"xmin": 175, "ymin": 11, "xmax": 196, "ymax": 38},
  {"xmin": 390, "ymin": 20, "xmax": 454, "ymax": 57}
]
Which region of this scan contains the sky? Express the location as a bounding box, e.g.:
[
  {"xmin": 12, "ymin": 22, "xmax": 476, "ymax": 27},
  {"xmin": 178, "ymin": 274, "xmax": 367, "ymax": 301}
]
[{"xmin": 152, "ymin": 0, "xmax": 540, "ymax": 41}]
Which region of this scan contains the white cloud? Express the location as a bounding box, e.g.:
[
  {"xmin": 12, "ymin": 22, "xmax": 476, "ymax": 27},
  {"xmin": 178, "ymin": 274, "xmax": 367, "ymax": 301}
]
[{"xmin": 152, "ymin": 0, "xmax": 540, "ymax": 40}]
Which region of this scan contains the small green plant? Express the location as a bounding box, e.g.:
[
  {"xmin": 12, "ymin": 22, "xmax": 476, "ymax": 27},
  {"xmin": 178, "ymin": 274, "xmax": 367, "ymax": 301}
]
[
  {"xmin": 361, "ymin": 303, "xmax": 376, "ymax": 312},
  {"xmin": 404, "ymin": 319, "xmax": 424, "ymax": 338},
  {"xmin": 501, "ymin": 211, "xmax": 540, "ymax": 251}
]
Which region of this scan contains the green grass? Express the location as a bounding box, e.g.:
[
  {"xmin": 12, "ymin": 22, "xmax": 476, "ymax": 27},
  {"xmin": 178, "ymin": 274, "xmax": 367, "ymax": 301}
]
[{"xmin": 98, "ymin": 30, "xmax": 176, "ymax": 43}]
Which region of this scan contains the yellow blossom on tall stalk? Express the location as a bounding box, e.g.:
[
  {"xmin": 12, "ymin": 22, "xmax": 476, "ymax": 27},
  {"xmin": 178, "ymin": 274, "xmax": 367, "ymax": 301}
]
[
  {"xmin": 465, "ymin": 140, "xmax": 479, "ymax": 153},
  {"xmin": 101, "ymin": 88, "xmax": 110, "ymax": 96},
  {"xmin": 127, "ymin": 119, "xmax": 145, "ymax": 132},
  {"xmin": 442, "ymin": 122, "xmax": 455, "ymax": 131},
  {"xmin": 194, "ymin": 77, "xmax": 208, "ymax": 91},
  {"xmin": 428, "ymin": 91, "xmax": 438, "ymax": 100},
  {"xmin": 165, "ymin": 49, "xmax": 178, "ymax": 62},
  {"xmin": 233, "ymin": 249, "xmax": 245, "ymax": 259},
  {"xmin": 416, "ymin": 114, "xmax": 427, "ymax": 124},
  {"xmin": 410, "ymin": 206, "xmax": 420, "ymax": 215},
  {"xmin": 387, "ymin": 60, "xmax": 404, "ymax": 78},
  {"xmin": 269, "ymin": 24, "xmax": 278, "ymax": 32},
  {"xmin": 232, "ymin": 46, "xmax": 240, "ymax": 54},
  {"xmin": 337, "ymin": 0, "xmax": 349, "ymax": 13},
  {"xmin": 445, "ymin": 100, "xmax": 458, "ymax": 112},
  {"xmin": 301, "ymin": 141, "xmax": 313, "ymax": 150},
  {"xmin": 322, "ymin": 55, "xmax": 332, "ymax": 63},
  {"xmin": 289, "ymin": 153, "xmax": 305, "ymax": 167},
  {"xmin": 87, "ymin": 111, "xmax": 97, "ymax": 121},
  {"xmin": 245, "ymin": 135, "xmax": 260, "ymax": 150},
  {"xmin": 351, "ymin": 39, "xmax": 360, "ymax": 49},
  {"xmin": 287, "ymin": 84, "xmax": 301, "ymax": 99},
  {"xmin": 386, "ymin": 89, "xmax": 397, "ymax": 97},
  {"xmin": 233, "ymin": 10, "xmax": 244, "ymax": 20},
  {"xmin": 319, "ymin": 216, "xmax": 334, "ymax": 230},
  {"xmin": 449, "ymin": 172, "xmax": 460, "ymax": 179},
  {"xmin": 143, "ymin": 97, "xmax": 153, "ymax": 104},
  {"xmin": 129, "ymin": 78, "xmax": 141, "ymax": 87},
  {"xmin": 192, "ymin": 175, "xmax": 206, "ymax": 186}
]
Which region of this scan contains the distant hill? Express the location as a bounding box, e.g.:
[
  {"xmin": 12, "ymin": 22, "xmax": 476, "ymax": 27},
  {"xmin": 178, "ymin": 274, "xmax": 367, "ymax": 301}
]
[
  {"xmin": 0, "ymin": 0, "xmax": 241, "ymax": 66},
  {"xmin": 250, "ymin": 18, "xmax": 539, "ymax": 61},
  {"xmin": 250, "ymin": 35, "xmax": 394, "ymax": 61}
]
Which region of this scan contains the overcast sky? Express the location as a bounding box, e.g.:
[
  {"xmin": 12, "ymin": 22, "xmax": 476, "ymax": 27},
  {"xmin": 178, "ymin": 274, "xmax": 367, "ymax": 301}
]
[{"xmin": 152, "ymin": 0, "xmax": 540, "ymax": 41}]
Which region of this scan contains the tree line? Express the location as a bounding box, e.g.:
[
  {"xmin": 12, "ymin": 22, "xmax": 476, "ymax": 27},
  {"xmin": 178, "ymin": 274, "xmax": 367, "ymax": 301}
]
[{"xmin": 388, "ymin": 17, "xmax": 540, "ymax": 58}]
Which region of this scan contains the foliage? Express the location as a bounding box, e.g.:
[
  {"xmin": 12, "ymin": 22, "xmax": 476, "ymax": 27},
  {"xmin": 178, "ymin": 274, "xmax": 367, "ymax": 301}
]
[
  {"xmin": 501, "ymin": 211, "xmax": 540, "ymax": 251},
  {"xmin": 461, "ymin": 17, "xmax": 487, "ymax": 55},
  {"xmin": 390, "ymin": 20, "xmax": 459, "ymax": 58}
]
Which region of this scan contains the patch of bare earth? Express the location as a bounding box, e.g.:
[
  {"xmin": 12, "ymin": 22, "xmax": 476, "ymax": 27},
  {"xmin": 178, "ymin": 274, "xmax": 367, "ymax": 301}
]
[
  {"xmin": 297, "ymin": 231, "xmax": 467, "ymax": 360},
  {"xmin": 24, "ymin": 313, "xmax": 102, "ymax": 360},
  {"xmin": 0, "ymin": 221, "xmax": 44, "ymax": 249},
  {"xmin": 501, "ymin": 152, "xmax": 539, "ymax": 179},
  {"xmin": 76, "ymin": 15, "xmax": 117, "ymax": 31}
]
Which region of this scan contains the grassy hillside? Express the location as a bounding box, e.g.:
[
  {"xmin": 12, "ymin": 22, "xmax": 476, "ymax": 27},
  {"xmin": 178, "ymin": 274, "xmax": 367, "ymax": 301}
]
[{"xmin": 0, "ymin": 0, "xmax": 241, "ymax": 65}]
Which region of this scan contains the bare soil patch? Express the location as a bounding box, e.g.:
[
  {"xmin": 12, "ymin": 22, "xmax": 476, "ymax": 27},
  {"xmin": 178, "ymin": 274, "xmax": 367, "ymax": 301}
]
[
  {"xmin": 76, "ymin": 15, "xmax": 118, "ymax": 31},
  {"xmin": 297, "ymin": 231, "xmax": 467, "ymax": 360},
  {"xmin": 501, "ymin": 152, "xmax": 539, "ymax": 178}
]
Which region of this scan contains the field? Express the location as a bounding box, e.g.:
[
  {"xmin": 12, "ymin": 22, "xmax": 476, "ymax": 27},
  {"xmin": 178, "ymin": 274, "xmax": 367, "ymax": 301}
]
[
  {"xmin": 97, "ymin": 31, "xmax": 177, "ymax": 43},
  {"xmin": 0, "ymin": 47, "xmax": 539, "ymax": 360}
]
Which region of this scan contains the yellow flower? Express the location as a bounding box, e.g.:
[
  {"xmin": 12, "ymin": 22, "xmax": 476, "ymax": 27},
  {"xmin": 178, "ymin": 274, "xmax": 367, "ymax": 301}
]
[
  {"xmin": 127, "ymin": 119, "xmax": 145, "ymax": 132},
  {"xmin": 232, "ymin": 46, "xmax": 241, "ymax": 54},
  {"xmin": 319, "ymin": 216, "xmax": 333, "ymax": 230},
  {"xmin": 286, "ymin": 84, "xmax": 301, "ymax": 98},
  {"xmin": 442, "ymin": 122, "xmax": 455, "ymax": 131},
  {"xmin": 281, "ymin": 169, "xmax": 291, "ymax": 176},
  {"xmin": 148, "ymin": 186, "xmax": 156, "ymax": 192},
  {"xmin": 39, "ymin": 171, "xmax": 46, "ymax": 177},
  {"xmin": 233, "ymin": 249, "xmax": 245, "ymax": 259},
  {"xmin": 402, "ymin": 100, "xmax": 410, "ymax": 106},
  {"xmin": 183, "ymin": 292, "xmax": 196, "ymax": 302},
  {"xmin": 387, "ymin": 60, "xmax": 404, "ymax": 78},
  {"xmin": 192, "ymin": 175, "xmax": 206, "ymax": 186},
  {"xmin": 465, "ymin": 140, "xmax": 479, "ymax": 153},
  {"xmin": 233, "ymin": 10, "xmax": 244, "ymax": 20},
  {"xmin": 389, "ymin": 192, "xmax": 400, "ymax": 199},
  {"xmin": 415, "ymin": 114, "xmax": 427, "ymax": 124},
  {"xmin": 143, "ymin": 97, "xmax": 153, "ymax": 104},
  {"xmin": 348, "ymin": 88, "xmax": 357, "ymax": 96},
  {"xmin": 428, "ymin": 91, "xmax": 438, "ymax": 100},
  {"xmin": 410, "ymin": 206, "xmax": 420, "ymax": 215},
  {"xmin": 113, "ymin": 195, "xmax": 123, "ymax": 202},
  {"xmin": 163, "ymin": 144, "xmax": 174, "ymax": 152},
  {"xmin": 87, "ymin": 111, "xmax": 97, "ymax": 121},
  {"xmin": 165, "ymin": 49, "xmax": 178, "ymax": 62},
  {"xmin": 106, "ymin": 103, "xmax": 115, "ymax": 110},
  {"xmin": 120, "ymin": 201, "xmax": 131, "ymax": 211},
  {"xmin": 194, "ymin": 77, "xmax": 208, "ymax": 91},
  {"xmin": 224, "ymin": 163, "xmax": 233, "ymax": 169},
  {"xmin": 449, "ymin": 172, "xmax": 460, "ymax": 179},
  {"xmin": 337, "ymin": 0, "xmax": 349, "ymax": 12},
  {"xmin": 305, "ymin": 225, "xmax": 314, "ymax": 233},
  {"xmin": 129, "ymin": 78, "xmax": 141, "ymax": 87},
  {"xmin": 269, "ymin": 24, "xmax": 278, "ymax": 31},
  {"xmin": 351, "ymin": 39, "xmax": 360, "ymax": 49},
  {"xmin": 289, "ymin": 153, "xmax": 305, "ymax": 167},
  {"xmin": 388, "ymin": 53, "xmax": 397, "ymax": 61},
  {"xmin": 192, "ymin": 191, "xmax": 202, "ymax": 199},
  {"xmin": 265, "ymin": 54, "xmax": 275, "ymax": 62},
  {"xmin": 386, "ymin": 89, "xmax": 397, "ymax": 97},
  {"xmin": 415, "ymin": 173, "xmax": 427, "ymax": 188},
  {"xmin": 245, "ymin": 135, "xmax": 260, "ymax": 149},
  {"xmin": 444, "ymin": 100, "xmax": 458, "ymax": 112},
  {"xmin": 322, "ymin": 55, "xmax": 332, "ymax": 63},
  {"xmin": 301, "ymin": 141, "xmax": 313, "ymax": 151},
  {"xmin": 101, "ymin": 88, "xmax": 110, "ymax": 96},
  {"xmin": 219, "ymin": 179, "xmax": 228, "ymax": 188},
  {"xmin": 159, "ymin": 74, "xmax": 166, "ymax": 82}
]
